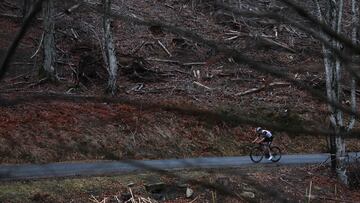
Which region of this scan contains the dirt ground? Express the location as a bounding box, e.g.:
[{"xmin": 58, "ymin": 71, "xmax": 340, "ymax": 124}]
[{"xmin": 0, "ymin": 164, "xmax": 359, "ymax": 203}]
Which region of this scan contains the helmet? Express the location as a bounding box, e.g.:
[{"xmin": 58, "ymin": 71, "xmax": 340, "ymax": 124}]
[{"xmin": 256, "ymin": 127, "xmax": 262, "ymax": 133}]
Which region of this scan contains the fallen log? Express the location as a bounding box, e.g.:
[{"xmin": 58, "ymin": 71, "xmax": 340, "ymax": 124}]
[{"xmin": 235, "ymin": 82, "xmax": 290, "ymax": 96}]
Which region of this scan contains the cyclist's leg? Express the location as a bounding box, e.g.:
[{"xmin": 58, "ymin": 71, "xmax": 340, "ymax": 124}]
[
  {"xmin": 263, "ymin": 142, "xmax": 272, "ymax": 159},
  {"xmin": 261, "ymin": 142, "xmax": 270, "ymax": 157},
  {"xmin": 268, "ymin": 143, "xmax": 272, "ymax": 156},
  {"xmin": 266, "ymin": 137, "xmax": 273, "ymax": 157},
  {"xmin": 268, "ymin": 141, "xmax": 272, "ymax": 153},
  {"xmin": 266, "ymin": 143, "xmax": 271, "ymax": 155}
]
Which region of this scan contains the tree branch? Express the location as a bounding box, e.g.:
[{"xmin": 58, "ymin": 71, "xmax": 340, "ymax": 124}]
[{"xmin": 0, "ymin": 0, "xmax": 44, "ymax": 81}]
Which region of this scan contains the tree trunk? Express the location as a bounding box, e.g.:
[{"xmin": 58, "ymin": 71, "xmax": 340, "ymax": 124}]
[
  {"xmin": 328, "ymin": 130, "xmax": 337, "ymax": 171},
  {"xmin": 22, "ymin": 0, "xmax": 34, "ymax": 19},
  {"xmin": 41, "ymin": 0, "xmax": 56, "ymax": 79},
  {"xmin": 329, "ymin": 0, "xmax": 348, "ymax": 185},
  {"xmin": 314, "ymin": 0, "xmax": 349, "ymax": 184},
  {"xmin": 335, "ymin": 128, "xmax": 347, "ymax": 185},
  {"xmin": 348, "ymin": 0, "xmax": 358, "ymax": 130},
  {"xmin": 103, "ymin": 0, "xmax": 118, "ymax": 95}
]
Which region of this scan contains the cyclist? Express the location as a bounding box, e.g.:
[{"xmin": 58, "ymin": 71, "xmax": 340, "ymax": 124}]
[{"xmin": 252, "ymin": 127, "xmax": 274, "ymax": 160}]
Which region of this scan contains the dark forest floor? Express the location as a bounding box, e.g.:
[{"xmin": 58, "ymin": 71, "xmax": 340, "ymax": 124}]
[{"xmin": 0, "ymin": 0, "xmax": 360, "ymax": 202}]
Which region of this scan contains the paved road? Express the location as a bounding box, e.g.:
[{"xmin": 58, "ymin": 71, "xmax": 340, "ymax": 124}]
[{"xmin": 0, "ymin": 152, "xmax": 358, "ymax": 181}]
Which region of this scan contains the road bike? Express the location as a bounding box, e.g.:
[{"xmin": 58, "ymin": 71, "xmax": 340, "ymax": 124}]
[{"xmin": 249, "ymin": 144, "xmax": 282, "ymax": 163}]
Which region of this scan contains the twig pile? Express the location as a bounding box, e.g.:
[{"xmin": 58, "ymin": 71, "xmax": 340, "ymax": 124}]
[{"xmin": 89, "ymin": 187, "xmax": 157, "ymax": 203}]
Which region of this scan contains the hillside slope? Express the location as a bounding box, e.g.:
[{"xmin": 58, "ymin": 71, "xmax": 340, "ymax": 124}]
[{"xmin": 0, "ymin": 0, "xmax": 359, "ymax": 164}]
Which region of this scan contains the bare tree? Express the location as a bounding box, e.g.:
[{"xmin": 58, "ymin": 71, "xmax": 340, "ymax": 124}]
[
  {"xmin": 313, "ymin": 0, "xmax": 356, "ymax": 184},
  {"xmin": 41, "ymin": 0, "xmax": 56, "ymax": 79},
  {"xmin": 102, "ymin": 0, "xmax": 118, "ymax": 95},
  {"xmin": 349, "ymin": 0, "xmax": 358, "ymax": 130}
]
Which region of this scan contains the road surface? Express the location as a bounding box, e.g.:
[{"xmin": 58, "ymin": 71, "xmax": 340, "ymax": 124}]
[{"xmin": 0, "ymin": 152, "xmax": 358, "ymax": 181}]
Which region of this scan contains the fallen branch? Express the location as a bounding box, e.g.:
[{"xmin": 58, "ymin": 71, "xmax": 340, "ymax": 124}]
[
  {"xmin": 261, "ymin": 37, "xmax": 296, "ymax": 53},
  {"xmin": 224, "ymin": 31, "xmax": 276, "ymax": 41},
  {"xmin": 157, "ymin": 40, "xmax": 172, "ymax": 57},
  {"xmin": 126, "ymin": 83, "xmax": 144, "ymax": 94},
  {"xmin": 1, "ymin": 1, "xmax": 18, "ymax": 9},
  {"xmin": 114, "ymin": 196, "xmax": 121, "ymax": 203},
  {"xmin": 129, "ymin": 187, "xmax": 135, "ymax": 203},
  {"xmin": 7, "ymin": 71, "xmax": 32, "ymax": 81},
  {"xmin": 189, "ymin": 196, "xmax": 199, "ymax": 203},
  {"xmin": 228, "ymin": 78, "xmax": 254, "ymax": 82},
  {"xmin": 56, "ymin": 46, "xmax": 66, "ymax": 54},
  {"xmin": 89, "ymin": 195, "xmax": 101, "ymax": 203},
  {"xmin": 315, "ymin": 196, "xmax": 356, "ymax": 203},
  {"xmin": 224, "ymin": 35, "xmax": 240, "ymax": 41},
  {"xmin": 55, "ymin": 60, "xmax": 75, "ymax": 66},
  {"xmin": 225, "ymin": 30, "xmax": 295, "ymax": 52},
  {"xmin": 146, "ymin": 58, "xmax": 180, "ymax": 64},
  {"xmin": 0, "ymin": 88, "xmax": 29, "ymax": 92},
  {"xmin": 343, "ymin": 85, "xmax": 360, "ymax": 96},
  {"xmin": 66, "ymin": 3, "xmax": 81, "ymax": 14},
  {"xmin": 30, "ymin": 32, "xmax": 45, "ymax": 59},
  {"xmin": 1, "ymin": 81, "xmax": 32, "ymax": 89},
  {"xmin": 11, "ymin": 62, "xmax": 34, "ymax": 65},
  {"xmin": 183, "ymin": 62, "xmax": 206, "ymax": 66},
  {"xmin": 26, "ymin": 78, "xmax": 47, "ymax": 88},
  {"xmin": 131, "ymin": 41, "xmax": 146, "ymax": 55},
  {"xmin": 235, "ymin": 82, "xmax": 290, "ymax": 96},
  {"xmin": 57, "ymin": 29, "xmax": 78, "ymax": 40},
  {"xmin": 0, "ymin": 13, "xmax": 23, "ymax": 19},
  {"xmin": 279, "ymin": 176, "xmax": 295, "ymax": 187},
  {"xmin": 193, "ymin": 81, "xmax": 212, "ymax": 90},
  {"xmin": 172, "ymin": 69, "xmax": 191, "ymax": 76},
  {"xmin": 146, "ymin": 58, "xmax": 205, "ymax": 67},
  {"xmin": 165, "ymin": 4, "xmax": 174, "ymax": 9},
  {"xmin": 71, "ymin": 28, "xmax": 79, "ymax": 39}
]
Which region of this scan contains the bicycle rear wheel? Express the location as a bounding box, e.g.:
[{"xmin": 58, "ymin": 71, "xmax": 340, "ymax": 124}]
[
  {"xmin": 250, "ymin": 147, "xmax": 264, "ymax": 163},
  {"xmin": 270, "ymin": 146, "xmax": 282, "ymax": 162}
]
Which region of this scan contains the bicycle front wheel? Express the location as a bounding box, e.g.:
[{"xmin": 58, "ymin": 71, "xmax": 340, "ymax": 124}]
[
  {"xmin": 270, "ymin": 146, "xmax": 282, "ymax": 162},
  {"xmin": 250, "ymin": 147, "xmax": 264, "ymax": 163}
]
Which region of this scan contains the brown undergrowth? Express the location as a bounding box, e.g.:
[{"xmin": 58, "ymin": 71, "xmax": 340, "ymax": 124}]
[{"xmin": 1, "ymin": 165, "xmax": 360, "ymax": 202}]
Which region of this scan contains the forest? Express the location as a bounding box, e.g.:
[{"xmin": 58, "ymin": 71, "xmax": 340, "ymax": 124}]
[{"xmin": 0, "ymin": 0, "xmax": 360, "ymax": 202}]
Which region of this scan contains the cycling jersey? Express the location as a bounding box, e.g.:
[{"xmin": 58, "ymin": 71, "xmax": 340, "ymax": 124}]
[{"xmin": 261, "ymin": 130, "xmax": 273, "ymax": 142}]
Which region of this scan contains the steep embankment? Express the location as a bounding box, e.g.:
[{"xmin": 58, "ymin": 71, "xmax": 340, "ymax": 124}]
[{"xmin": 0, "ymin": 0, "xmax": 359, "ymax": 164}]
